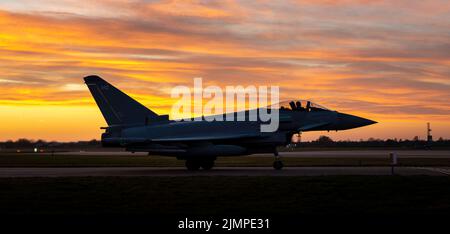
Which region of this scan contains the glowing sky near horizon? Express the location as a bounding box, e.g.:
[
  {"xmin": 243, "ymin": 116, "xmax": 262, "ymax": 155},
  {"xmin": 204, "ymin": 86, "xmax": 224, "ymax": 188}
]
[{"xmin": 0, "ymin": 0, "xmax": 449, "ymax": 141}]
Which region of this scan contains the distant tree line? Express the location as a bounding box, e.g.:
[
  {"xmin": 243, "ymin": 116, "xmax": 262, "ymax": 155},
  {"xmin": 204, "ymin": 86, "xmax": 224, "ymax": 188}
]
[
  {"xmin": 1, "ymin": 137, "xmax": 449, "ymax": 151},
  {"xmin": 0, "ymin": 138, "xmax": 101, "ymax": 150},
  {"xmin": 296, "ymin": 136, "xmax": 450, "ymax": 149}
]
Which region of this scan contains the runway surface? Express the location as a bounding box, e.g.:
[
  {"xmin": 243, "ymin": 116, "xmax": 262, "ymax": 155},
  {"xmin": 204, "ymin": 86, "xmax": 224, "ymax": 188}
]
[
  {"xmin": 54, "ymin": 150, "xmax": 450, "ymax": 158},
  {"xmin": 1, "ymin": 166, "xmax": 449, "ymax": 177}
]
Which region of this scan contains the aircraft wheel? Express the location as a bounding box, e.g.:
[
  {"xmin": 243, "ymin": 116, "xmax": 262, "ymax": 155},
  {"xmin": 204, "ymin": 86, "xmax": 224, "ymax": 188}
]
[
  {"xmin": 273, "ymin": 160, "xmax": 284, "ymax": 170},
  {"xmin": 200, "ymin": 160, "xmax": 215, "ymax": 170},
  {"xmin": 185, "ymin": 160, "xmax": 201, "ymax": 171}
]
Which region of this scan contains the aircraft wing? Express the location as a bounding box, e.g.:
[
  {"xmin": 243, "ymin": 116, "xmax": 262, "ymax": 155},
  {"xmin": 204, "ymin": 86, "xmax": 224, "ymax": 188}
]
[
  {"xmin": 103, "ymin": 133, "xmax": 265, "ymax": 145},
  {"xmin": 151, "ymin": 133, "xmax": 264, "ymax": 142}
]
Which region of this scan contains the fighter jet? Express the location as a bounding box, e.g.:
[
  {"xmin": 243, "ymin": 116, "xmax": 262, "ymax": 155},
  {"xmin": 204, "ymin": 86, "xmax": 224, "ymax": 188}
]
[{"xmin": 84, "ymin": 75, "xmax": 376, "ymax": 170}]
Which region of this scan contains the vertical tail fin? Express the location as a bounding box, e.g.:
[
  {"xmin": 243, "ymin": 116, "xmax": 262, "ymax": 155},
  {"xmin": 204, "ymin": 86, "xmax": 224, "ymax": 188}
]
[{"xmin": 84, "ymin": 75, "xmax": 159, "ymax": 126}]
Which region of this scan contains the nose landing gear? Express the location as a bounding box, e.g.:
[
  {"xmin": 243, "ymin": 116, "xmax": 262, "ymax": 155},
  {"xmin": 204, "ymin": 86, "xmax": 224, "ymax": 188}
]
[{"xmin": 273, "ymin": 150, "xmax": 284, "ymax": 170}]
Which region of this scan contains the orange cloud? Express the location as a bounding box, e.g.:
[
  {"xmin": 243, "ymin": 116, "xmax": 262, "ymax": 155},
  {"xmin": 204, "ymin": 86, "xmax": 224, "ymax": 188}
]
[{"xmin": 0, "ymin": 0, "xmax": 449, "ymax": 141}]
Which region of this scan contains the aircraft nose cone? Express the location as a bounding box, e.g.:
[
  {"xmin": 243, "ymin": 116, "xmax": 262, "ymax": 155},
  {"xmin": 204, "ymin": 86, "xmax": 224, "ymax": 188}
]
[{"xmin": 336, "ymin": 112, "xmax": 377, "ymax": 130}]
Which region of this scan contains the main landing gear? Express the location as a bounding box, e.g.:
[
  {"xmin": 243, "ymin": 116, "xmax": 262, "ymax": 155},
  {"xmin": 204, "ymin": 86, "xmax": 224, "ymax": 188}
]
[
  {"xmin": 273, "ymin": 150, "xmax": 284, "ymax": 170},
  {"xmin": 185, "ymin": 158, "xmax": 215, "ymax": 171}
]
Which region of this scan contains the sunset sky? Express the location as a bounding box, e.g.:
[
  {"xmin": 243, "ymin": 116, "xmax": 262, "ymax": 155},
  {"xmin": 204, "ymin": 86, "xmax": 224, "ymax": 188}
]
[{"xmin": 0, "ymin": 0, "xmax": 449, "ymax": 141}]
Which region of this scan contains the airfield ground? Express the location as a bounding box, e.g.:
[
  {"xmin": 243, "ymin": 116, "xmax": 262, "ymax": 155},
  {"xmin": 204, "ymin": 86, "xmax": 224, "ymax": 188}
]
[
  {"xmin": 0, "ymin": 150, "xmax": 449, "ymax": 218},
  {"xmin": 1, "ymin": 176, "xmax": 450, "ymax": 215}
]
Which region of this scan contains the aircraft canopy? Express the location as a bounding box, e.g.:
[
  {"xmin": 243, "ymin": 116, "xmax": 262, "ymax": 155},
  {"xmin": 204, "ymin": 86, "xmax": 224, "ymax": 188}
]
[{"xmin": 271, "ymin": 100, "xmax": 330, "ymax": 112}]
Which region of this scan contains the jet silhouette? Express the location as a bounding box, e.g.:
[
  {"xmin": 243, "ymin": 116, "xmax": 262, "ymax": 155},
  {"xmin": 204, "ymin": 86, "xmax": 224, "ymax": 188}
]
[{"xmin": 84, "ymin": 75, "xmax": 376, "ymax": 170}]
